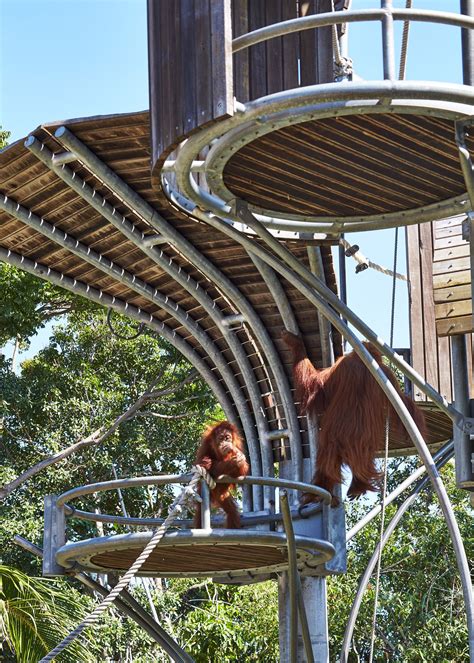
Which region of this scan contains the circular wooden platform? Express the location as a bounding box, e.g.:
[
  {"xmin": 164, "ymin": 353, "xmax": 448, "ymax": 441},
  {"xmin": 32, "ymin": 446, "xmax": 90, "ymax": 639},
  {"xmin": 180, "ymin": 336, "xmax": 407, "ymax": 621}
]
[
  {"xmin": 222, "ymin": 113, "xmax": 473, "ymax": 219},
  {"xmin": 56, "ymin": 529, "xmax": 335, "ymax": 579}
]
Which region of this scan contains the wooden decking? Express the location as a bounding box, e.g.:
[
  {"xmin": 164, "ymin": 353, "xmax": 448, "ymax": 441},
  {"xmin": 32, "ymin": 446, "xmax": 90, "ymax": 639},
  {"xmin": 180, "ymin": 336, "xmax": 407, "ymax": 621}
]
[
  {"xmin": 0, "ymin": 110, "xmax": 455, "ymax": 457},
  {"xmin": 223, "ymin": 113, "xmax": 473, "ymax": 218}
]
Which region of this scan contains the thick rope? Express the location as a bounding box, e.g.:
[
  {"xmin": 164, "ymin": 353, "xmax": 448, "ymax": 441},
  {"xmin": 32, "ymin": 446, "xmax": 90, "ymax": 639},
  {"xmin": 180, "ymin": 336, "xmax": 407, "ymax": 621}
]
[
  {"xmin": 368, "ymin": 416, "xmax": 390, "ymax": 663},
  {"xmin": 331, "ymin": 0, "xmax": 353, "ymax": 79},
  {"xmin": 339, "ymin": 238, "xmax": 407, "ymax": 282},
  {"xmin": 39, "ymin": 470, "xmax": 206, "ymax": 662},
  {"xmin": 399, "ymin": 0, "xmax": 413, "ymax": 81}
]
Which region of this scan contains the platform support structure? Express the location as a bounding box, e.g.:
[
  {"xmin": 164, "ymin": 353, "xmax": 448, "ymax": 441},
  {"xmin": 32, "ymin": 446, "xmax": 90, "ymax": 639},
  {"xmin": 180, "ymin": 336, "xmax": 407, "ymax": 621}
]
[{"xmin": 451, "ymin": 0, "xmax": 474, "ymax": 493}]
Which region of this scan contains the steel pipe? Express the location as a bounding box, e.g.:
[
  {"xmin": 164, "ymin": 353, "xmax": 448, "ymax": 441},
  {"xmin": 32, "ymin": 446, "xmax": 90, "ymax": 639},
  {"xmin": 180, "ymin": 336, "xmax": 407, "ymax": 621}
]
[
  {"xmin": 232, "ymin": 8, "xmax": 474, "ymax": 54},
  {"xmin": 340, "ymin": 448, "xmax": 455, "ymax": 662},
  {"xmin": 191, "ymin": 202, "xmax": 459, "ymax": 425},
  {"xmin": 22, "ymin": 138, "xmax": 264, "ymax": 507},
  {"xmin": 13, "ymin": 536, "xmax": 194, "ymax": 663},
  {"xmin": 0, "ymin": 246, "xmax": 235, "ymax": 423},
  {"xmin": 347, "ymin": 441, "xmax": 454, "ymax": 541},
  {"xmin": 53, "ymin": 127, "xmax": 304, "ymax": 488},
  {"xmin": 0, "ymin": 188, "xmax": 257, "ymax": 481},
  {"xmin": 187, "ymin": 206, "xmax": 473, "ymax": 657}
]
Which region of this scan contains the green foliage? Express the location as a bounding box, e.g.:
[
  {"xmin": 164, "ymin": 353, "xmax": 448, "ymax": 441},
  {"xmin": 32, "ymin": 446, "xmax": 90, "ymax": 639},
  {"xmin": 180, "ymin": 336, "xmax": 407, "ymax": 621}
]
[
  {"xmin": 0, "ymin": 127, "xmax": 10, "ymax": 149},
  {"xmin": 0, "ymin": 263, "xmax": 96, "ymax": 347},
  {"xmin": 153, "ymin": 579, "xmax": 279, "ymax": 662},
  {"xmin": 0, "ymin": 565, "xmax": 93, "ymax": 662},
  {"xmin": 327, "ymin": 461, "xmax": 473, "ymax": 662}
]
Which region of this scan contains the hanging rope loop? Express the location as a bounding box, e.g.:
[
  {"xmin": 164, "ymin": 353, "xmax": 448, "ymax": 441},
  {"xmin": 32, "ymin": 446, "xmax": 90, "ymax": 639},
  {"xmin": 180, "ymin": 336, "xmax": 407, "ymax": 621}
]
[{"xmin": 40, "ymin": 468, "xmax": 204, "ymax": 663}]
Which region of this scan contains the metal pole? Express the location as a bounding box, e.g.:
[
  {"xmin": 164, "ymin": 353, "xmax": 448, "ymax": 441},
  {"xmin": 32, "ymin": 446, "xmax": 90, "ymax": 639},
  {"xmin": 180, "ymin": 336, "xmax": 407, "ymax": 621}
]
[
  {"xmin": 452, "ymin": 336, "xmax": 474, "ymax": 489},
  {"xmin": 192, "ymin": 204, "xmax": 474, "ymax": 660},
  {"xmin": 0, "ymin": 246, "xmax": 235, "ymax": 424},
  {"xmin": 340, "ymin": 448, "xmax": 454, "ymax": 662},
  {"xmin": 381, "ymin": 0, "xmax": 396, "ymax": 80},
  {"xmin": 347, "ymin": 440, "xmax": 454, "ymax": 541},
  {"xmin": 200, "ymin": 480, "xmax": 211, "ymax": 529},
  {"xmin": 53, "ymin": 126, "xmax": 305, "ymax": 491},
  {"xmin": 13, "ymin": 536, "xmax": 194, "ymax": 663},
  {"xmin": 461, "ymin": 0, "xmax": 474, "ymax": 86},
  {"xmin": 280, "ymin": 492, "xmax": 298, "ymax": 663}
]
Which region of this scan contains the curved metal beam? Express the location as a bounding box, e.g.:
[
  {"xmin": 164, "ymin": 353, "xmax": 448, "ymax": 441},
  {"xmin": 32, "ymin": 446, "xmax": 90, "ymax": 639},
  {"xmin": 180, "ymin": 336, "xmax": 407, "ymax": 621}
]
[
  {"xmin": 232, "ymin": 8, "xmax": 474, "ymax": 53},
  {"xmin": 24, "ymin": 137, "xmax": 264, "ymax": 506},
  {"xmin": 0, "ymin": 246, "xmax": 235, "ymax": 423},
  {"xmin": 53, "ymin": 126, "xmax": 304, "ymax": 486},
  {"xmin": 340, "ymin": 448, "xmax": 455, "ymax": 662},
  {"xmin": 188, "ymin": 206, "xmax": 474, "ymax": 657}
]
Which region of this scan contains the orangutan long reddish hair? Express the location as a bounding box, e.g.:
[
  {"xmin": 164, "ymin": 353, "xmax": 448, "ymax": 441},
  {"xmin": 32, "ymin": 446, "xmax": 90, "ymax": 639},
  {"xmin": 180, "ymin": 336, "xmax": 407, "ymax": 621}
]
[
  {"xmin": 282, "ymin": 331, "xmax": 427, "ymax": 501},
  {"xmin": 194, "ymin": 421, "xmax": 249, "ymax": 528}
]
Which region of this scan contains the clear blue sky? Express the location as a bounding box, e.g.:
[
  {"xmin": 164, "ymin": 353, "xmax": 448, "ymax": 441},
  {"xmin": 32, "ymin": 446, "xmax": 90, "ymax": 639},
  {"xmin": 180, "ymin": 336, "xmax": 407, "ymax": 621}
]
[{"xmin": 0, "ymin": 0, "xmax": 464, "ymax": 361}]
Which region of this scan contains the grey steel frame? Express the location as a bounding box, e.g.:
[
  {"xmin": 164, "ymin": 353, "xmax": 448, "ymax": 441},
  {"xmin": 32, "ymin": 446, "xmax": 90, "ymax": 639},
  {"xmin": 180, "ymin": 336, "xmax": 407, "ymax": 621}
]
[
  {"xmin": 48, "ymin": 127, "xmax": 306, "ymax": 499},
  {"xmin": 340, "ymin": 446, "xmax": 455, "ymax": 662},
  {"xmin": 14, "ymin": 536, "xmax": 194, "ymax": 663},
  {"xmin": 23, "ymin": 137, "xmax": 264, "ymax": 509},
  {"xmin": 0, "ymin": 245, "xmax": 234, "ymax": 421},
  {"xmin": 164, "ymin": 7, "xmax": 474, "ymax": 234}
]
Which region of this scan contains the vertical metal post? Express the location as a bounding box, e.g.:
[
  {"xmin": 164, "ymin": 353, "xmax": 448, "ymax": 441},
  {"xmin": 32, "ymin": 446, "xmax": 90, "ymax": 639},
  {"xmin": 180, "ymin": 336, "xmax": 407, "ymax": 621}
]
[
  {"xmin": 452, "ymin": 336, "xmax": 474, "ymax": 489},
  {"xmin": 200, "ymin": 480, "xmax": 211, "ymax": 529},
  {"xmin": 461, "ymin": 0, "xmax": 474, "ymax": 86},
  {"xmin": 381, "ymin": 0, "xmax": 396, "ymax": 80},
  {"xmin": 281, "ymin": 492, "xmax": 298, "ymax": 663},
  {"xmin": 338, "ymin": 237, "xmax": 348, "ymax": 330},
  {"xmin": 42, "ymin": 495, "xmax": 66, "ymax": 576}
]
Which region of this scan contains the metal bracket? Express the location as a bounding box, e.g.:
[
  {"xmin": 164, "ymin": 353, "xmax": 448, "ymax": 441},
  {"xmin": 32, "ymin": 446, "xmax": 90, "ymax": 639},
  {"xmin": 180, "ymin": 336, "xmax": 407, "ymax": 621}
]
[{"xmin": 42, "ymin": 495, "xmax": 66, "ymax": 577}]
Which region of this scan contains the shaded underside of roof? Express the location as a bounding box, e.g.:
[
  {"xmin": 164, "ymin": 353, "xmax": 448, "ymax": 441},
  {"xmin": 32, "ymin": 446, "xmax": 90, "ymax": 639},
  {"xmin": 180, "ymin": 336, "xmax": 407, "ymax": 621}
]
[{"xmin": 0, "ymin": 110, "xmax": 451, "ymax": 458}]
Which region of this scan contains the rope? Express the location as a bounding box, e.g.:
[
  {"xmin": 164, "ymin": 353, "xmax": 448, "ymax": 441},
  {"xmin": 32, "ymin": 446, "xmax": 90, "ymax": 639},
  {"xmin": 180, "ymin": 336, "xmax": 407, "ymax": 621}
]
[
  {"xmin": 368, "ymin": 416, "xmax": 390, "ymax": 663},
  {"xmin": 39, "ymin": 469, "xmax": 206, "ymax": 662},
  {"xmin": 389, "ymin": 228, "xmax": 399, "ymax": 348},
  {"xmin": 339, "ymin": 238, "xmax": 407, "ymax": 282},
  {"xmin": 331, "ymin": 0, "xmax": 353, "ymax": 79},
  {"xmin": 368, "ymin": 213, "xmax": 400, "ymax": 660},
  {"xmin": 399, "ymin": 0, "xmax": 413, "ymax": 81}
]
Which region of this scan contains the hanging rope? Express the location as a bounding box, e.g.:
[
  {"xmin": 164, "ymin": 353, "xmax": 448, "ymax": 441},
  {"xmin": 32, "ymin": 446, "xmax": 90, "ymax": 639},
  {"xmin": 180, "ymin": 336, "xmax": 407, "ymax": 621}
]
[
  {"xmin": 399, "ymin": 0, "xmax": 413, "ymax": 81},
  {"xmin": 368, "ymin": 415, "xmax": 390, "ymax": 663},
  {"xmin": 330, "ymin": 0, "xmax": 353, "ymax": 79},
  {"xmin": 39, "ymin": 467, "xmax": 214, "ymax": 662},
  {"xmin": 339, "ymin": 237, "xmax": 407, "ymax": 282}
]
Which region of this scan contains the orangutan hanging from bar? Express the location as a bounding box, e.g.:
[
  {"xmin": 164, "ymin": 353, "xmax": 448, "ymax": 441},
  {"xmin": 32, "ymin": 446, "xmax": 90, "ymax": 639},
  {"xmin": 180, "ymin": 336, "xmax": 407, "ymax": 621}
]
[{"xmin": 282, "ymin": 331, "xmax": 427, "ymax": 504}]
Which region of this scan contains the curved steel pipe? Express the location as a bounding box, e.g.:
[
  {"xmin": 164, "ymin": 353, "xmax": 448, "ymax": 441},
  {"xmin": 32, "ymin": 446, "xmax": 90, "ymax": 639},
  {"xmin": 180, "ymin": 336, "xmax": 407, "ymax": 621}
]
[
  {"xmin": 56, "ymin": 473, "xmax": 332, "ymax": 508},
  {"xmin": 188, "ymin": 206, "xmax": 473, "ymax": 657},
  {"xmin": 232, "ymin": 8, "xmax": 474, "ymax": 53},
  {"xmin": 24, "ymin": 137, "xmax": 264, "ymax": 506},
  {"xmin": 340, "ymin": 448, "xmax": 455, "ymax": 662},
  {"xmin": 0, "ymin": 246, "xmax": 235, "ymax": 423},
  {"xmin": 54, "ymin": 127, "xmax": 303, "ymax": 487}
]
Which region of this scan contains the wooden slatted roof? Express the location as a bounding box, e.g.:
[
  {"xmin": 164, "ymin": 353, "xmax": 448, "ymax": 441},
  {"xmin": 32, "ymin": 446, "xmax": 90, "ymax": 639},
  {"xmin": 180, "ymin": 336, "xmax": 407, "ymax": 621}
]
[{"xmin": 0, "ymin": 110, "xmax": 452, "ymax": 457}]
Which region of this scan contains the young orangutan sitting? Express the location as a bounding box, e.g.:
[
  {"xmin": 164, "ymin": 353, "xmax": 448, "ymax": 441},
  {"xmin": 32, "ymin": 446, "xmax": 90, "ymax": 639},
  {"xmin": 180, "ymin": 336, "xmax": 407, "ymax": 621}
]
[
  {"xmin": 193, "ymin": 421, "xmax": 249, "ymax": 528},
  {"xmin": 282, "ymin": 331, "xmax": 427, "ymax": 503}
]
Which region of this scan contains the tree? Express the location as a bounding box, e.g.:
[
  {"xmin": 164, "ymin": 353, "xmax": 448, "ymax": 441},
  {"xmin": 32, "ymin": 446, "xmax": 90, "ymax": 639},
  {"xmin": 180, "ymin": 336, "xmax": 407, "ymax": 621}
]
[{"xmin": 0, "ymin": 564, "xmax": 94, "ymax": 662}]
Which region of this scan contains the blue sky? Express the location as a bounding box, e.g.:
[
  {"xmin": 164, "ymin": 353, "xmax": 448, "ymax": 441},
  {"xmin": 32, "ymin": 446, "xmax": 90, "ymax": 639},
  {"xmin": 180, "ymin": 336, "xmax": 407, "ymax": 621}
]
[{"xmin": 0, "ymin": 0, "xmax": 465, "ymax": 361}]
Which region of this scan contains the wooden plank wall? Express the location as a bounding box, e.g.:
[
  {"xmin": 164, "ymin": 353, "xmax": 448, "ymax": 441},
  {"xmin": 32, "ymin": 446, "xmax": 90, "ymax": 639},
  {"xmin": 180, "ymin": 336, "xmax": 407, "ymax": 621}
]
[
  {"xmin": 433, "ymin": 216, "xmax": 473, "ymax": 336},
  {"xmin": 232, "ymin": 0, "xmax": 334, "ymax": 102},
  {"xmin": 148, "ymin": 0, "xmax": 234, "ymax": 171},
  {"xmin": 407, "ymin": 221, "xmax": 473, "ymax": 403}
]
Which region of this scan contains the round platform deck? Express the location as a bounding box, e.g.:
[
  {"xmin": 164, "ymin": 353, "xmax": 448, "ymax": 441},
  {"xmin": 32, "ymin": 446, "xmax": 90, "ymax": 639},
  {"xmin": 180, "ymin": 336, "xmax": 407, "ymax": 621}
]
[
  {"xmin": 222, "ymin": 113, "xmax": 474, "ymax": 219},
  {"xmin": 55, "ymin": 529, "xmax": 335, "ymax": 579}
]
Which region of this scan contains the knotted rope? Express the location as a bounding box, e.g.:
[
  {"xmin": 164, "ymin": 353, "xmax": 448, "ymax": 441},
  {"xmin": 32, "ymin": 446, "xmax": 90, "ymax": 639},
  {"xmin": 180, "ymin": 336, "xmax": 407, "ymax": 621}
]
[{"xmin": 39, "ymin": 467, "xmax": 212, "ymax": 662}]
